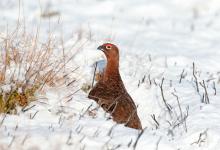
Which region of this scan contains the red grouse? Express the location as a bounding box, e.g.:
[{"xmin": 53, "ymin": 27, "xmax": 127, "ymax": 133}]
[{"xmin": 88, "ymin": 43, "xmax": 142, "ymax": 130}]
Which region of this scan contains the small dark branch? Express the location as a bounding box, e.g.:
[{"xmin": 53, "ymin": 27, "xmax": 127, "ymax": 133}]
[
  {"xmin": 218, "ymin": 76, "xmax": 220, "ymax": 84},
  {"xmin": 0, "ymin": 114, "xmax": 7, "ymax": 126},
  {"xmin": 166, "ymin": 120, "xmax": 172, "ymax": 126},
  {"xmin": 212, "ymin": 81, "xmax": 216, "ymax": 95},
  {"xmin": 80, "ymin": 103, "xmax": 93, "ymax": 118},
  {"xmin": 8, "ymin": 136, "xmax": 15, "ymax": 148},
  {"xmin": 75, "ymin": 125, "xmax": 83, "ymax": 134},
  {"xmin": 107, "ymin": 124, "xmax": 117, "ymax": 136},
  {"xmin": 159, "ymin": 78, "xmax": 172, "ymax": 115},
  {"xmin": 48, "ymin": 124, "xmax": 55, "ymax": 132},
  {"xmin": 79, "ymin": 135, "xmax": 86, "ymax": 143},
  {"xmin": 200, "ymin": 93, "xmax": 204, "ymax": 103},
  {"xmin": 148, "ymin": 74, "xmax": 152, "ymax": 85},
  {"xmin": 30, "ymin": 110, "xmax": 39, "ymax": 119},
  {"xmin": 66, "ymin": 130, "xmax": 72, "ymax": 145},
  {"xmin": 138, "ymin": 80, "xmax": 140, "ymax": 87},
  {"xmin": 133, "ymin": 128, "xmax": 146, "ymax": 150},
  {"xmin": 21, "ymin": 134, "xmax": 29, "ymax": 145},
  {"xmin": 171, "ymin": 92, "xmax": 187, "ymax": 132},
  {"xmin": 65, "ymin": 89, "xmax": 81, "ymax": 103},
  {"xmin": 114, "ymin": 144, "xmax": 122, "ymax": 150},
  {"xmin": 171, "ymin": 93, "xmax": 183, "ymax": 121},
  {"xmin": 179, "ymin": 69, "xmax": 187, "ymax": 83},
  {"xmin": 193, "ymin": 62, "xmax": 200, "ymax": 93},
  {"xmin": 167, "ymin": 129, "xmax": 175, "ymax": 137},
  {"xmin": 191, "ymin": 129, "xmax": 208, "ymax": 146},
  {"xmin": 22, "ymin": 105, "xmax": 36, "ymax": 112},
  {"xmin": 199, "ymin": 80, "xmax": 210, "ymax": 104},
  {"xmin": 127, "ymin": 139, "xmax": 133, "ymax": 147},
  {"xmin": 173, "ymin": 106, "xmax": 189, "ymax": 131},
  {"xmin": 66, "ymin": 89, "xmax": 81, "ymax": 98},
  {"xmin": 155, "ymin": 136, "xmax": 162, "ymax": 150},
  {"xmin": 206, "ymin": 77, "xmax": 215, "ymax": 82},
  {"xmin": 91, "ymin": 62, "xmax": 98, "ymax": 88},
  {"xmin": 141, "ymin": 75, "xmax": 146, "ymax": 83},
  {"xmin": 151, "ymin": 114, "xmax": 160, "ymax": 129},
  {"xmin": 58, "ymin": 115, "xmax": 62, "ymax": 124},
  {"xmin": 67, "ymin": 79, "xmax": 76, "ymax": 87},
  {"xmin": 15, "ymin": 124, "xmax": 18, "ymax": 131},
  {"xmin": 153, "ymin": 79, "xmax": 157, "ymax": 86},
  {"xmin": 92, "ymin": 129, "xmax": 100, "ymax": 137}
]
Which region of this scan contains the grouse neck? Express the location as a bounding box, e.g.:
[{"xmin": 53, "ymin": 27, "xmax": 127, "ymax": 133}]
[{"xmin": 103, "ymin": 57, "xmax": 120, "ymax": 81}]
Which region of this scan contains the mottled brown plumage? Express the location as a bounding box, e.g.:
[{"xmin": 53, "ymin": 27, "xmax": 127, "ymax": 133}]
[{"xmin": 88, "ymin": 43, "xmax": 142, "ymax": 130}]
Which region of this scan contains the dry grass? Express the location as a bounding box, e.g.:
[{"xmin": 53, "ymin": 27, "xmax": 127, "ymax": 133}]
[{"xmin": 0, "ymin": 27, "xmax": 81, "ymax": 113}]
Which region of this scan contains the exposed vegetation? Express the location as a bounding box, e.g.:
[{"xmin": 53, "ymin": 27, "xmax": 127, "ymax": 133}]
[{"xmin": 0, "ymin": 27, "xmax": 79, "ymax": 113}]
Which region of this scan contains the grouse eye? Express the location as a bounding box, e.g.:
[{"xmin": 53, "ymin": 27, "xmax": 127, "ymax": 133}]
[{"xmin": 106, "ymin": 45, "xmax": 112, "ymax": 50}]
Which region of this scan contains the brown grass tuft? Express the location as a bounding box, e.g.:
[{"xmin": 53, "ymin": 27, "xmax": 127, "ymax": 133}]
[{"xmin": 0, "ymin": 27, "xmax": 82, "ymax": 113}]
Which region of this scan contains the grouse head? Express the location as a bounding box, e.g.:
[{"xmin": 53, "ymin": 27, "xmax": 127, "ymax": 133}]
[{"xmin": 97, "ymin": 43, "xmax": 119, "ymax": 60}]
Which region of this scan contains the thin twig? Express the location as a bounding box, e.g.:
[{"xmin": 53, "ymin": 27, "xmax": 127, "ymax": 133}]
[
  {"xmin": 151, "ymin": 114, "xmax": 159, "ymax": 129},
  {"xmin": 159, "ymin": 78, "xmax": 172, "ymax": 116},
  {"xmin": 179, "ymin": 69, "xmax": 186, "ymax": 83},
  {"xmin": 212, "ymin": 81, "xmax": 216, "ymax": 95},
  {"xmin": 199, "ymin": 80, "xmax": 210, "ymax": 104},
  {"xmin": 171, "ymin": 92, "xmax": 187, "ymax": 132},
  {"xmin": 193, "ymin": 62, "xmax": 200, "ymax": 93},
  {"xmin": 133, "ymin": 128, "xmax": 145, "ymax": 150}
]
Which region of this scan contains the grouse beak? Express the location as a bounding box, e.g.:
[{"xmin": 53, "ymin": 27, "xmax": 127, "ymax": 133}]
[{"xmin": 97, "ymin": 45, "xmax": 104, "ymax": 52}]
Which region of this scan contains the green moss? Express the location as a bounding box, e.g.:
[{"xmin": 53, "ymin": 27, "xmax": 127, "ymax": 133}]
[{"xmin": 0, "ymin": 85, "xmax": 39, "ymax": 114}]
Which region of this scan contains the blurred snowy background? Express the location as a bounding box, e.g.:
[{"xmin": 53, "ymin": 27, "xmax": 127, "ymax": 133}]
[{"xmin": 1, "ymin": 0, "xmax": 220, "ymax": 149}]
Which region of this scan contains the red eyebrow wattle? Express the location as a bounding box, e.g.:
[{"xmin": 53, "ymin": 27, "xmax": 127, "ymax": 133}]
[{"xmin": 105, "ymin": 44, "xmax": 112, "ymax": 47}]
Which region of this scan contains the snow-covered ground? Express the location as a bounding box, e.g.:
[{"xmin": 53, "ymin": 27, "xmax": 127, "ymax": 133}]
[{"xmin": 1, "ymin": 0, "xmax": 220, "ymax": 149}]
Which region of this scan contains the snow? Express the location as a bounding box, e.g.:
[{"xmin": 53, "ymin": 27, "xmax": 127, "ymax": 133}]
[{"xmin": 1, "ymin": 0, "xmax": 220, "ymax": 149}]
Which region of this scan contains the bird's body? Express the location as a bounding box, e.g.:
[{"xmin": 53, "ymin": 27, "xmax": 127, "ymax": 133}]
[{"xmin": 88, "ymin": 43, "xmax": 142, "ymax": 130}]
